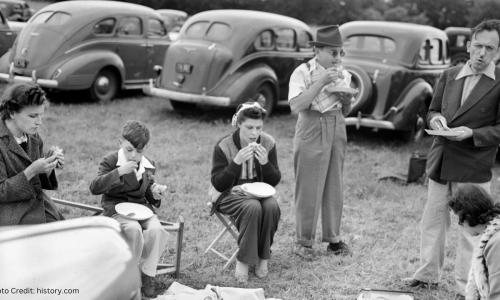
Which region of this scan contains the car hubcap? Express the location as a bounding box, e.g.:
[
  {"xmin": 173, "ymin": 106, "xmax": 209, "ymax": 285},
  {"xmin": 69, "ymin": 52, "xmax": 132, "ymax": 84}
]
[{"xmin": 96, "ymin": 76, "xmax": 110, "ymax": 94}]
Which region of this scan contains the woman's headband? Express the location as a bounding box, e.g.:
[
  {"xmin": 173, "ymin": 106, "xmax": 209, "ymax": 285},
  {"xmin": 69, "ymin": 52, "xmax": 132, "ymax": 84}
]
[{"xmin": 231, "ymin": 102, "xmax": 267, "ymax": 128}]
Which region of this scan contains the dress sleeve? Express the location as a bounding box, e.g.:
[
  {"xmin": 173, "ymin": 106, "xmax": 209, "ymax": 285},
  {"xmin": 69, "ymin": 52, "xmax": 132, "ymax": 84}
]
[{"xmin": 486, "ymin": 232, "xmax": 500, "ymax": 300}]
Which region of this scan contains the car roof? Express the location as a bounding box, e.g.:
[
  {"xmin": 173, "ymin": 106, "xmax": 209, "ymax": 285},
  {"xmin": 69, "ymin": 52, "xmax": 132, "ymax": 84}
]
[
  {"xmin": 157, "ymin": 9, "xmax": 187, "ymax": 17},
  {"xmin": 341, "ymin": 21, "xmax": 448, "ymax": 66},
  {"xmin": 0, "ymin": 0, "xmax": 26, "ymax": 4},
  {"xmin": 445, "ymin": 27, "xmax": 471, "ymax": 35},
  {"xmin": 35, "ymin": 0, "xmax": 158, "ymax": 19},
  {"xmin": 185, "ymin": 9, "xmax": 309, "ymax": 31}
]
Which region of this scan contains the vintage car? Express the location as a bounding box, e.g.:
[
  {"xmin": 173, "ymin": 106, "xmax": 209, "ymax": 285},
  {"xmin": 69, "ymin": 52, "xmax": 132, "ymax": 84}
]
[
  {"xmin": 0, "ymin": 0, "xmax": 34, "ymax": 22},
  {"xmin": 0, "ymin": 1, "xmax": 171, "ymax": 102},
  {"xmin": 340, "ymin": 21, "xmax": 450, "ymax": 142},
  {"xmin": 445, "ymin": 27, "xmax": 471, "ymax": 66},
  {"xmin": 156, "ymin": 9, "xmax": 187, "ymax": 41},
  {"xmin": 143, "ymin": 9, "xmax": 314, "ymax": 115},
  {"xmin": 0, "ymin": 217, "xmax": 141, "ymax": 300},
  {"xmin": 0, "ymin": 10, "xmax": 24, "ymax": 57}
]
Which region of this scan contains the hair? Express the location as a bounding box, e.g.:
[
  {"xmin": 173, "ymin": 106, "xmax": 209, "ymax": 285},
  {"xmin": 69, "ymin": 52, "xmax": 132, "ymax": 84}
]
[
  {"xmin": 0, "ymin": 83, "xmax": 48, "ymax": 121},
  {"xmin": 121, "ymin": 120, "xmax": 151, "ymax": 151},
  {"xmin": 448, "ymin": 184, "xmax": 500, "ymax": 227},
  {"xmin": 471, "ymin": 19, "xmax": 500, "ymax": 46},
  {"xmin": 236, "ymin": 101, "xmax": 267, "ymax": 125}
]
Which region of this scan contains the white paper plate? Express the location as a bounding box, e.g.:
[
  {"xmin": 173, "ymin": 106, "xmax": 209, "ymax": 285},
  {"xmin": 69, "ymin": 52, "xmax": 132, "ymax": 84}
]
[
  {"xmin": 325, "ymin": 86, "xmax": 359, "ymax": 94},
  {"xmin": 115, "ymin": 203, "xmax": 153, "ymax": 221},
  {"xmin": 425, "ymin": 129, "xmax": 464, "ymax": 137},
  {"xmin": 241, "ymin": 182, "xmax": 276, "ymax": 198}
]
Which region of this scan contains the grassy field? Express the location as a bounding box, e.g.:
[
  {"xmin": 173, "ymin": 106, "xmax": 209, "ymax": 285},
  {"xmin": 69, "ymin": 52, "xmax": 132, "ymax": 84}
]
[{"xmin": 16, "ymin": 87, "xmax": 500, "ymax": 300}]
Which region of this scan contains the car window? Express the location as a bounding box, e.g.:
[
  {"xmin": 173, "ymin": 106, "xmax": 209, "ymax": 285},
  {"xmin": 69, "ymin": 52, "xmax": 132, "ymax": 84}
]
[
  {"xmin": 30, "ymin": 11, "xmax": 53, "ymax": 24},
  {"xmin": 94, "ymin": 18, "xmax": 116, "ymax": 35},
  {"xmin": 147, "ymin": 18, "xmax": 167, "ymax": 38},
  {"xmin": 455, "ymin": 34, "xmax": 468, "ymax": 47},
  {"xmin": 419, "ymin": 38, "xmax": 443, "ymax": 64},
  {"xmin": 0, "ymin": 11, "xmax": 5, "ymax": 25},
  {"xmin": 345, "ymin": 35, "xmax": 396, "ymax": 53},
  {"xmin": 255, "ymin": 30, "xmax": 274, "ymax": 50},
  {"xmin": 206, "ymin": 22, "xmax": 230, "ymax": 40},
  {"xmin": 276, "ymin": 28, "xmax": 296, "ymax": 50},
  {"xmin": 45, "ymin": 12, "xmax": 71, "ymax": 26},
  {"xmin": 186, "ymin": 21, "xmax": 209, "ymax": 38},
  {"xmin": 298, "ymin": 30, "xmax": 313, "ymax": 52},
  {"xmin": 117, "ymin": 17, "xmax": 142, "ymax": 36}
]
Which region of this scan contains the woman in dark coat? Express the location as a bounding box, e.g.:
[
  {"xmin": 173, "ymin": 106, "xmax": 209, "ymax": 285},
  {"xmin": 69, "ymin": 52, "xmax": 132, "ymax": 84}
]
[
  {"xmin": 209, "ymin": 101, "xmax": 281, "ymax": 283},
  {"xmin": 0, "ymin": 83, "xmax": 65, "ymax": 226}
]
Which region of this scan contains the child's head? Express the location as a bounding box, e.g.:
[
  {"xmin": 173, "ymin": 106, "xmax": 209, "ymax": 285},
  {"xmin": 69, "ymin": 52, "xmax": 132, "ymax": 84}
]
[
  {"xmin": 448, "ymin": 184, "xmax": 500, "ymax": 229},
  {"xmin": 119, "ymin": 120, "xmax": 151, "ymax": 163}
]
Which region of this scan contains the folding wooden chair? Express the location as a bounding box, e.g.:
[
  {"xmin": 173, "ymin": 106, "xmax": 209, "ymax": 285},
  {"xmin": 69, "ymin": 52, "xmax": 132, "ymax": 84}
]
[
  {"xmin": 204, "ymin": 210, "xmax": 239, "ymax": 270},
  {"xmin": 52, "ymin": 198, "xmax": 184, "ymax": 278}
]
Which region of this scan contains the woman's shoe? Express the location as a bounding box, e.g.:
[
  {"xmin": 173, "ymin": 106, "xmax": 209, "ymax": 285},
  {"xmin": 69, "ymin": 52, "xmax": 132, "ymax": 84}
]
[
  {"xmin": 255, "ymin": 267, "xmax": 268, "ymax": 279},
  {"xmin": 235, "ymin": 273, "xmax": 249, "ymax": 284}
]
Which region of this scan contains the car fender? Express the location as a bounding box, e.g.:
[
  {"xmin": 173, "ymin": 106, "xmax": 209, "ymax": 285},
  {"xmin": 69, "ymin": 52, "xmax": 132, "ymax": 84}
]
[
  {"xmin": 391, "ymin": 78, "xmax": 433, "ymax": 131},
  {"xmin": 218, "ymin": 63, "xmax": 278, "ymax": 106},
  {"xmin": 50, "ymin": 51, "xmax": 125, "ymax": 90}
]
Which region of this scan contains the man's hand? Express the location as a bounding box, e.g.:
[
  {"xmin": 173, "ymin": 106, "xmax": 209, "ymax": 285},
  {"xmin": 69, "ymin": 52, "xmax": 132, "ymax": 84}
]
[
  {"xmin": 318, "ymin": 68, "xmax": 341, "ymax": 86},
  {"xmin": 446, "ymin": 126, "xmax": 472, "ymax": 141},
  {"xmin": 430, "ymin": 115, "xmax": 449, "ymax": 131}
]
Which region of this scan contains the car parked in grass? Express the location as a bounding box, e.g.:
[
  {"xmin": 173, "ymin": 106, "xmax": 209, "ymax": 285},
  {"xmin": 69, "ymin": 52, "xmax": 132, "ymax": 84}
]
[
  {"xmin": 445, "ymin": 26, "xmax": 470, "ymax": 67},
  {"xmin": 0, "ymin": 1, "xmax": 171, "ymax": 102},
  {"xmin": 0, "ymin": 0, "xmax": 34, "ymax": 22},
  {"xmin": 0, "ymin": 10, "xmax": 24, "ymax": 57},
  {"xmin": 340, "ymin": 21, "xmax": 450, "ymax": 142},
  {"xmin": 143, "ymin": 9, "xmax": 314, "ymax": 115},
  {"xmin": 0, "ymin": 217, "xmax": 141, "ymax": 300},
  {"xmin": 156, "ymin": 9, "xmax": 187, "ymax": 41}
]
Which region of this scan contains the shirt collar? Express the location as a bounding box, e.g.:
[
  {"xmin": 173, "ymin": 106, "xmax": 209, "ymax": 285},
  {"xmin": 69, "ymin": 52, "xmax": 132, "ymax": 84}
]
[
  {"xmin": 14, "ymin": 134, "xmax": 27, "ymax": 144},
  {"xmin": 116, "ymin": 148, "xmax": 154, "ymax": 169},
  {"xmin": 456, "ymin": 60, "xmax": 496, "ymax": 80}
]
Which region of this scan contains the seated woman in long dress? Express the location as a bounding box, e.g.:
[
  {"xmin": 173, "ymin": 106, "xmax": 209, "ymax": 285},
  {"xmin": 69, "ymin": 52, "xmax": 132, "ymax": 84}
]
[{"xmin": 209, "ymin": 101, "xmax": 281, "ymax": 283}]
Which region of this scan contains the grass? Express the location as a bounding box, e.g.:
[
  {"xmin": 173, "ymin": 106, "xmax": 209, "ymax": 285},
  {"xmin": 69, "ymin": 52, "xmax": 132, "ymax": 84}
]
[{"xmin": 12, "ymin": 86, "xmax": 500, "ymax": 300}]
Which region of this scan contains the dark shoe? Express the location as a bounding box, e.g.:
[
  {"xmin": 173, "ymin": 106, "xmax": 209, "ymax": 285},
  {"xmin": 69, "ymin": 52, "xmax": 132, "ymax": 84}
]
[
  {"xmin": 402, "ymin": 277, "xmax": 438, "ymax": 289},
  {"xmin": 141, "ymin": 273, "xmax": 155, "ymax": 298},
  {"xmin": 292, "ymin": 243, "xmax": 314, "ymax": 260},
  {"xmin": 327, "ymin": 241, "xmax": 352, "ymax": 256},
  {"xmin": 454, "ymin": 294, "xmax": 465, "ymax": 300}
]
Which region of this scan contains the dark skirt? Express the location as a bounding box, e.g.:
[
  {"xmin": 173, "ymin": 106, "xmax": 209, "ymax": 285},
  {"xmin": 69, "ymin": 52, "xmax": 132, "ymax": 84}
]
[{"xmin": 217, "ymin": 192, "xmax": 280, "ymax": 265}]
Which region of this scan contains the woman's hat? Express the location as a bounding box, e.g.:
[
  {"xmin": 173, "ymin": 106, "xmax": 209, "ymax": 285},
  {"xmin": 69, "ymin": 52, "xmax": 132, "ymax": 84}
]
[{"xmin": 308, "ymin": 25, "xmax": 351, "ymax": 47}]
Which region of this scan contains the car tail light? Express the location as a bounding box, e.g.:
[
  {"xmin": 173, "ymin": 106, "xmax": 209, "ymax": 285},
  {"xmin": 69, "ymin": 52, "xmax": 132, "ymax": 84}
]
[{"xmin": 53, "ymin": 68, "xmax": 62, "ymax": 79}]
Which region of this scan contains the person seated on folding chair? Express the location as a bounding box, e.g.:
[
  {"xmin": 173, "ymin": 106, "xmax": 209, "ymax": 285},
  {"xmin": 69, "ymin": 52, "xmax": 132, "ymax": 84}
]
[
  {"xmin": 209, "ymin": 101, "xmax": 281, "ymax": 283},
  {"xmin": 89, "ymin": 120, "xmax": 169, "ymax": 298},
  {"xmin": 0, "ymin": 83, "xmax": 65, "ymax": 226}
]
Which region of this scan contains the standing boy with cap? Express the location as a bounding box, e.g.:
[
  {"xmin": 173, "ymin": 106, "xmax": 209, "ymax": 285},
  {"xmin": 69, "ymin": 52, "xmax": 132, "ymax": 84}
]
[{"xmin": 288, "ymin": 25, "xmax": 355, "ymax": 259}]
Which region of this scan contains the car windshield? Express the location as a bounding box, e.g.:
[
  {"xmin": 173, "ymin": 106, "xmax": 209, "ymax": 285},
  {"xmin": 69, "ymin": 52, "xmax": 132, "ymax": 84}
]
[
  {"xmin": 30, "ymin": 11, "xmax": 71, "ymax": 25},
  {"xmin": 344, "ymin": 35, "xmax": 396, "ymax": 55}
]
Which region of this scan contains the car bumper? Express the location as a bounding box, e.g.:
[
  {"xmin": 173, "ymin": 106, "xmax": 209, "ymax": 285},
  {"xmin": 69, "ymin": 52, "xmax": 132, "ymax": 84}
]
[
  {"xmin": 0, "ymin": 69, "xmax": 58, "ymax": 88},
  {"xmin": 345, "ymin": 111, "xmax": 395, "ymax": 130},
  {"xmin": 142, "ymin": 80, "xmax": 230, "ymax": 107}
]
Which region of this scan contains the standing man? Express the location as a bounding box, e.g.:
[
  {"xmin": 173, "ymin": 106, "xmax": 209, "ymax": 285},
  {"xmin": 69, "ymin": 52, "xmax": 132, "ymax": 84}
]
[
  {"xmin": 288, "ymin": 25, "xmax": 354, "ymax": 259},
  {"xmin": 403, "ymin": 19, "xmax": 500, "ymax": 300}
]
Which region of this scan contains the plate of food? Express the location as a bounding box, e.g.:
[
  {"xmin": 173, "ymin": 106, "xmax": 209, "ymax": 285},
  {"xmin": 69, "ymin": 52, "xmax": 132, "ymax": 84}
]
[
  {"xmin": 425, "ymin": 129, "xmax": 464, "ymax": 137},
  {"xmin": 241, "ymin": 182, "xmax": 276, "ymax": 198},
  {"xmin": 325, "ymin": 86, "xmax": 359, "ymax": 94},
  {"xmin": 115, "ymin": 203, "xmax": 153, "ymax": 220}
]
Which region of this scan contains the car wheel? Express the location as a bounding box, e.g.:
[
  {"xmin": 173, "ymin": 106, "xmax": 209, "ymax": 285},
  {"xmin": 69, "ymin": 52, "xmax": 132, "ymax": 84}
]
[
  {"xmin": 451, "ymin": 54, "xmax": 469, "ymax": 67},
  {"xmin": 170, "ymin": 100, "xmax": 196, "ymax": 111},
  {"xmin": 253, "ymin": 83, "xmax": 274, "ymax": 116},
  {"xmin": 401, "ymin": 102, "xmax": 427, "ymax": 144},
  {"xmin": 89, "ymin": 68, "xmax": 119, "ymax": 102},
  {"xmin": 344, "ymin": 65, "xmax": 372, "ymax": 112}
]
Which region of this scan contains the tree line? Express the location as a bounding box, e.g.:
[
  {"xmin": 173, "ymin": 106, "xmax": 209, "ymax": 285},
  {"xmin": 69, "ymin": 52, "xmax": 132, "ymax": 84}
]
[{"xmin": 113, "ymin": 0, "xmax": 500, "ymax": 30}]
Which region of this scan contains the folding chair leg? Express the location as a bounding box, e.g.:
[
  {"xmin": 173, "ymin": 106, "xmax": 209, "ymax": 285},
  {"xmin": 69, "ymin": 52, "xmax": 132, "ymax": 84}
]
[
  {"xmin": 204, "ymin": 227, "xmax": 231, "ymax": 254},
  {"xmin": 222, "ymin": 248, "xmax": 238, "ymax": 270},
  {"xmin": 174, "ymin": 216, "xmax": 184, "ymax": 278}
]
